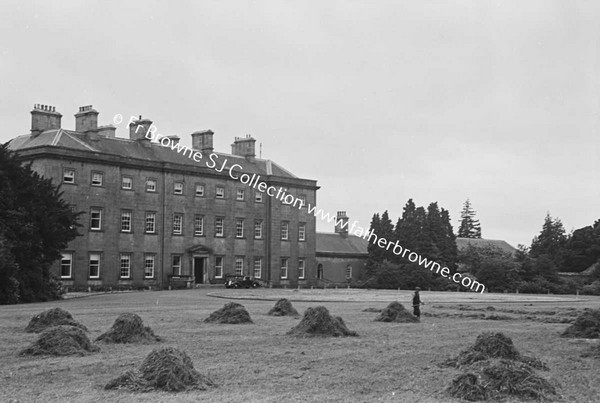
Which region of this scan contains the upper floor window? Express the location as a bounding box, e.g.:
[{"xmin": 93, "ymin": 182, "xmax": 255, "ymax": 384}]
[
  {"xmin": 173, "ymin": 213, "xmax": 183, "ymax": 235},
  {"xmin": 121, "ymin": 210, "xmax": 132, "ymax": 232},
  {"xmin": 194, "ymin": 215, "xmax": 204, "ymax": 236},
  {"xmin": 91, "ymin": 171, "xmax": 103, "ymax": 187},
  {"xmin": 236, "ymin": 189, "xmax": 245, "ymax": 201},
  {"xmin": 215, "ymin": 217, "xmax": 224, "ymax": 237},
  {"xmin": 255, "ymin": 192, "xmax": 263, "ymax": 203},
  {"xmin": 174, "ymin": 182, "xmax": 184, "ymax": 195},
  {"xmin": 121, "ymin": 176, "xmax": 133, "ymax": 190},
  {"xmin": 63, "ymin": 168, "xmax": 75, "ymax": 184},
  {"xmin": 236, "ymin": 218, "xmax": 244, "ymax": 238},
  {"xmin": 254, "ymin": 220, "xmax": 263, "ymax": 239},
  {"xmin": 145, "ymin": 212, "xmax": 156, "ymax": 234},
  {"xmin": 298, "ymin": 223, "xmax": 306, "ymax": 241},
  {"xmin": 146, "ymin": 178, "xmax": 157, "ymax": 192},
  {"xmin": 298, "ymin": 194, "xmax": 306, "ymax": 207},
  {"xmin": 90, "ymin": 208, "xmax": 102, "ymax": 231},
  {"xmin": 216, "ymin": 186, "xmax": 225, "ymax": 199},
  {"xmin": 281, "ymin": 221, "xmax": 289, "ymax": 240},
  {"xmin": 195, "ymin": 184, "xmax": 205, "ymax": 197}
]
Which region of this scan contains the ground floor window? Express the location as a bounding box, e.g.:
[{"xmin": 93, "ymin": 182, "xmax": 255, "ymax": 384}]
[
  {"xmin": 281, "ymin": 258, "xmax": 288, "ymax": 279},
  {"xmin": 235, "ymin": 256, "xmax": 244, "ymax": 276},
  {"xmin": 89, "ymin": 253, "xmax": 101, "ymax": 278},
  {"xmin": 298, "ymin": 259, "xmax": 305, "ymax": 279},
  {"xmin": 346, "ymin": 265, "xmax": 352, "ymax": 279},
  {"xmin": 120, "ymin": 254, "xmax": 131, "ymax": 278},
  {"xmin": 253, "ymin": 257, "xmax": 262, "ymax": 278},
  {"xmin": 317, "ymin": 264, "xmax": 323, "ymax": 279},
  {"xmin": 172, "ymin": 255, "xmax": 182, "ymax": 276},
  {"xmin": 215, "ymin": 256, "xmax": 223, "ymax": 278},
  {"xmin": 144, "ymin": 254, "xmax": 155, "ymax": 278},
  {"xmin": 61, "ymin": 253, "xmax": 72, "ymax": 278}
]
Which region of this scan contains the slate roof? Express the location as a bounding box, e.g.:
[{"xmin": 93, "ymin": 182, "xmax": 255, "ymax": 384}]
[
  {"xmin": 316, "ymin": 232, "xmax": 369, "ymax": 256},
  {"xmin": 455, "ymin": 237, "xmax": 517, "ymax": 254},
  {"xmin": 7, "ymin": 129, "xmax": 303, "ymax": 181}
]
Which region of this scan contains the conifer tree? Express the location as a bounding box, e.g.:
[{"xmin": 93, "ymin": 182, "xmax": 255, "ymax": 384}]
[{"xmin": 457, "ymin": 198, "xmax": 482, "ymax": 238}]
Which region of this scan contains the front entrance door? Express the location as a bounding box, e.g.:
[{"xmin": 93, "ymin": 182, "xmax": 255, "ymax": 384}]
[{"xmin": 194, "ymin": 257, "xmax": 205, "ymax": 284}]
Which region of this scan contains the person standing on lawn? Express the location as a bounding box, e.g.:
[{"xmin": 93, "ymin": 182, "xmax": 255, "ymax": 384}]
[{"xmin": 412, "ymin": 287, "xmax": 422, "ymax": 319}]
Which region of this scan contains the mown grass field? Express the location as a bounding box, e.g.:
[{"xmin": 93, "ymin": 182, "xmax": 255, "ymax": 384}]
[{"xmin": 1, "ymin": 289, "xmax": 599, "ymax": 402}]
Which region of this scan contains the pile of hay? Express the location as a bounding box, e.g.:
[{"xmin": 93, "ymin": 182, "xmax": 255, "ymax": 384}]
[
  {"xmin": 268, "ymin": 298, "xmax": 299, "ymax": 317},
  {"xmin": 20, "ymin": 325, "xmax": 99, "ymax": 356},
  {"xmin": 447, "ymin": 359, "xmax": 556, "ymax": 401},
  {"xmin": 25, "ymin": 307, "xmax": 87, "ymax": 333},
  {"xmin": 375, "ymin": 301, "xmax": 419, "ymax": 323},
  {"xmin": 204, "ymin": 302, "xmax": 253, "ymax": 324},
  {"xmin": 561, "ymin": 309, "xmax": 600, "ymax": 339},
  {"xmin": 287, "ymin": 306, "xmax": 358, "ymax": 337},
  {"xmin": 105, "ymin": 347, "xmax": 215, "ymax": 392},
  {"xmin": 96, "ymin": 313, "xmax": 162, "ymax": 343}
]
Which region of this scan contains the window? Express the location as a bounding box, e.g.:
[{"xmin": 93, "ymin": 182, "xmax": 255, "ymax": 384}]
[
  {"xmin": 281, "ymin": 222, "xmax": 289, "ymax": 240},
  {"xmin": 254, "ymin": 220, "xmax": 263, "ymax": 239},
  {"xmin": 216, "ymin": 186, "xmax": 224, "ymax": 198},
  {"xmin": 144, "ymin": 254, "xmax": 155, "ymax": 278},
  {"xmin": 90, "ymin": 208, "xmax": 102, "ymax": 230},
  {"xmin": 91, "ymin": 171, "xmax": 103, "ymax": 186},
  {"xmin": 194, "ymin": 215, "xmax": 204, "ymax": 236},
  {"xmin": 195, "ymin": 184, "xmax": 205, "ymax": 197},
  {"xmin": 298, "ymin": 223, "xmax": 306, "ymax": 241},
  {"xmin": 235, "ymin": 257, "xmax": 244, "ymax": 276},
  {"xmin": 236, "ymin": 218, "xmax": 244, "ymax": 238},
  {"xmin": 253, "ymin": 257, "xmax": 262, "ymax": 278},
  {"xmin": 280, "ymin": 258, "xmax": 288, "ymax": 279},
  {"xmin": 236, "ymin": 189, "xmax": 245, "ymax": 200},
  {"xmin": 298, "ymin": 194, "xmax": 306, "ymax": 207},
  {"xmin": 145, "ymin": 212, "xmax": 156, "ymax": 233},
  {"xmin": 174, "ymin": 182, "xmax": 184, "ymax": 195},
  {"xmin": 63, "ymin": 168, "xmax": 75, "ymax": 184},
  {"xmin": 298, "ymin": 259, "xmax": 305, "ymax": 279},
  {"xmin": 121, "ymin": 210, "xmax": 132, "ymax": 232},
  {"xmin": 120, "ymin": 254, "xmax": 131, "ymax": 278},
  {"xmin": 146, "ymin": 178, "xmax": 157, "ymax": 192},
  {"xmin": 121, "ymin": 176, "xmax": 133, "ymax": 190},
  {"xmin": 60, "ymin": 253, "xmax": 72, "ymax": 278},
  {"xmin": 173, "ymin": 213, "xmax": 183, "ymax": 235},
  {"xmin": 172, "ymin": 255, "xmax": 182, "ymax": 276},
  {"xmin": 215, "ymin": 217, "xmax": 224, "ymax": 237},
  {"xmin": 89, "ymin": 253, "xmax": 101, "ymax": 278},
  {"xmin": 255, "ymin": 192, "xmax": 263, "ymax": 203},
  {"xmin": 317, "ymin": 264, "xmax": 323, "ymax": 279},
  {"xmin": 215, "ymin": 256, "xmax": 223, "ymax": 278},
  {"xmin": 346, "ymin": 265, "xmax": 353, "ymax": 279}
]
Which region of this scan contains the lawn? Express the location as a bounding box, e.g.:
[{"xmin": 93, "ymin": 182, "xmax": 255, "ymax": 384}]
[{"xmin": 1, "ymin": 289, "xmax": 599, "ymax": 402}]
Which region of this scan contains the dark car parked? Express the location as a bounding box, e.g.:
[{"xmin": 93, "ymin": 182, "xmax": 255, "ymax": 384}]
[{"xmin": 224, "ymin": 275, "xmax": 261, "ymax": 288}]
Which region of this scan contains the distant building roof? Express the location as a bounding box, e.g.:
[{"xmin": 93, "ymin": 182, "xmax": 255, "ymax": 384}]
[
  {"xmin": 455, "ymin": 237, "xmax": 517, "ymax": 254},
  {"xmin": 581, "ymin": 262, "xmax": 599, "ymax": 276},
  {"xmin": 316, "ymin": 232, "xmax": 368, "ymax": 257}
]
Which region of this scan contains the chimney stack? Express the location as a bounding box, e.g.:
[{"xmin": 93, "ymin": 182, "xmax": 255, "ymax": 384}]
[
  {"xmin": 97, "ymin": 125, "xmax": 116, "ymax": 138},
  {"xmin": 335, "ymin": 211, "xmax": 349, "ymax": 238},
  {"xmin": 129, "ymin": 116, "xmax": 152, "ymax": 146},
  {"xmin": 232, "ymin": 134, "xmax": 256, "ymax": 161},
  {"xmin": 166, "ymin": 135, "xmax": 180, "ymax": 145},
  {"xmin": 31, "ymin": 104, "xmax": 62, "ymax": 136},
  {"xmin": 191, "ymin": 130, "xmax": 214, "ymax": 153},
  {"xmin": 74, "ymin": 105, "xmax": 99, "ymax": 132}
]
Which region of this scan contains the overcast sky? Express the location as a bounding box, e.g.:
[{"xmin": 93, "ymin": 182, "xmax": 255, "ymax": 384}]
[{"xmin": 1, "ymin": 0, "xmax": 598, "ymax": 248}]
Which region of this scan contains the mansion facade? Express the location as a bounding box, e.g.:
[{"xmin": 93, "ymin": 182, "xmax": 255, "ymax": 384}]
[{"xmin": 8, "ymin": 104, "xmax": 319, "ymax": 289}]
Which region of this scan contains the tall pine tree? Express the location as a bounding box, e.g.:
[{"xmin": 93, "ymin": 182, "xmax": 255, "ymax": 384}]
[{"xmin": 457, "ymin": 198, "xmax": 482, "ymax": 238}]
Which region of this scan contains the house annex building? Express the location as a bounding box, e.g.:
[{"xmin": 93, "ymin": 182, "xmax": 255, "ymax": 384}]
[{"xmin": 8, "ymin": 104, "xmax": 319, "ymax": 289}]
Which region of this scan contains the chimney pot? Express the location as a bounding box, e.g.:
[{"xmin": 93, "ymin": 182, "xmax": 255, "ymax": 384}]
[
  {"xmin": 75, "ymin": 105, "xmax": 99, "ymax": 133},
  {"xmin": 30, "ymin": 103, "xmax": 62, "ymax": 136}
]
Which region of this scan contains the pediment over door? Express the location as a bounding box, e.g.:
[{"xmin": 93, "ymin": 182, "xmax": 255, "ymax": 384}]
[{"xmin": 186, "ymin": 244, "xmax": 213, "ymax": 255}]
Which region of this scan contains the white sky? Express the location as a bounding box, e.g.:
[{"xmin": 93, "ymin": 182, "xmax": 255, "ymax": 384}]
[{"xmin": 1, "ymin": 0, "xmax": 598, "ymax": 248}]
